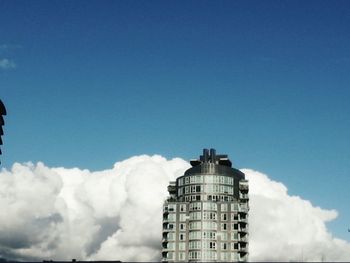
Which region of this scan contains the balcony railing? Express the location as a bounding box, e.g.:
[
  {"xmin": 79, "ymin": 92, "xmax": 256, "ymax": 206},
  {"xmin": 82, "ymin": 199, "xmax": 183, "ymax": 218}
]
[{"xmin": 239, "ymin": 193, "xmax": 249, "ymax": 200}]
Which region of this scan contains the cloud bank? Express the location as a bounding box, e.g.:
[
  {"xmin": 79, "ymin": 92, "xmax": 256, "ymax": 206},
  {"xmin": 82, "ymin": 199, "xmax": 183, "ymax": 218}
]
[
  {"xmin": 0, "ymin": 155, "xmax": 349, "ymax": 261},
  {"xmin": 0, "ymin": 58, "xmax": 16, "ymax": 69}
]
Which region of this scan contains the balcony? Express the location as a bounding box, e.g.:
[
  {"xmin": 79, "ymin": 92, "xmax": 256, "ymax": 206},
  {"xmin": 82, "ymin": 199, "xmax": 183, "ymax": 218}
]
[
  {"xmin": 238, "ymin": 226, "xmax": 248, "ymax": 233},
  {"xmin": 239, "ymin": 193, "xmax": 249, "ymax": 200},
  {"xmin": 238, "ymin": 236, "xmax": 248, "ymax": 243}
]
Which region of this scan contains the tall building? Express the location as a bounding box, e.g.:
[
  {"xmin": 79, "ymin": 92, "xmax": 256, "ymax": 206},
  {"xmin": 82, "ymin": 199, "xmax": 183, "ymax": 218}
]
[
  {"xmin": 162, "ymin": 149, "xmax": 249, "ymax": 262},
  {"xmin": 0, "ymin": 100, "xmax": 7, "ymax": 164}
]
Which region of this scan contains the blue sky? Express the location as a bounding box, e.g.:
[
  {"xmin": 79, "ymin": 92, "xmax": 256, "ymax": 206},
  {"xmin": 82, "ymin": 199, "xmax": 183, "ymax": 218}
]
[{"xmin": 1, "ymin": 0, "xmax": 350, "ymax": 241}]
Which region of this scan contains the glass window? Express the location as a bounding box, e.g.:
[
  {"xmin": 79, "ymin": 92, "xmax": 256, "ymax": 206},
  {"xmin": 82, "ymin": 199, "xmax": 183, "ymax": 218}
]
[
  {"xmin": 202, "ymin": 202, "xmax": 217, "ymax": 211},
  {"xmin": 231, "ymin": 213, "xmax": 238, "ymax": 221},
  {"xmin": 178, "ymin": 178, "xmax": 183, "ymax": 186},
  {"xmin": 167, "ymin": 232, "xmax": 175, "ymax": 241},
  {"xmin": 179, "ymin": 214, "xmax": 187, "ymax": 221},
  {"xmin": 231, "ymin": 252, "xmax": 238, "ymax": 261},
  {"xmin": 221, "ymin": 242, "xmax": 227, "ymax": 250},
  {"xmin": 167, "ymin": 251, "xmax": 174, "ymax": 259},
  {"xmin": 205, "ymin": 175, "xmax": 213, "ymax": 183},
  {"xmin": 231, "ymin": 203, "xmax": 239, "ymax": 211},
  {"xmin": 195, "ymin": 175, "xmax": 203, "ymax": 183},
  {"xmin": 202, "ymin": 231, "xmax": 216, "ymax": 240},
  {"xmin": 231, "ymin": 243, "xmax": 239, "ymax": 250},
  {"xmin": 189, "ymin": 241, "xmax": 201, "ymax": 249},
  {"xmin": 221, "ymin": 223, "xmax": 227, "ymax": 230},
  {"xmin": 220, "ymin": 232, "xmax": 228, "ymax": 241},
  {"xmin": 167, "ymin": 242, "xmax": 175, "ymax": 249},
  {"xmin": 180, "ymin": 204, "xmax": 186, "ymax": 212},
  {"xmin": 189, "ymin": 221, "xmax": 202, "ymax": 230},
  {"xmin": 179, "ymin": 223, "xmax": 186, "ymax": 230},
  {"xmin": 202, "ymin": 221, "xmax": 217, "ymax": 230},
  {"xmin": 221, "ymin": 213, "xmax": 227, "ymax": 221},
  {"xmin": 189, "ymin": 231, "xmax": 201, "ymax": 239},
  {"xmin": 168, "ymin": 204, "xmax": 176, "ymax": 212},
  {"xmin": 221, "ymin": 252, "xmax": 229, "ymax": 261},
  {"xmin": 231, "ymin": 232, "xmax": 238, "ymax": 240},
  {"xmin": 221, "ymin": 203, "xmax": 228, "ymax": 211},
  {"xmin": 190, "ymin": 176, "xmax": 195, "ymax": 184},
  {"xmin": 189, "ymin": 211, "xmax": 201, "ymax": 220},
  {"xmin": 203, "ymin": 211, "xmax": 217, "ymax": 220},
  {"xmin": 179, "ymin": 233, "xmax": 185, "ymax": 241},
  {"xmin": 178, "ymin": 252, "xmax": 186, "ymax": 261}
]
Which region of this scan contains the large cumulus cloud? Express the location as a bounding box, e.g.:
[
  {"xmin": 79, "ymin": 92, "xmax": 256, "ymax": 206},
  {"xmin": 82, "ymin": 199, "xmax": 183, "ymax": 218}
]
[{"xmin": 0, "ymin": 155, "xmax": 349, "ymax": 261}]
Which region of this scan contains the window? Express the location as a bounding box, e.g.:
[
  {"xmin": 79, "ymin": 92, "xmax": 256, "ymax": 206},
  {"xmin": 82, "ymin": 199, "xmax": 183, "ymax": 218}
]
[
  {"xmin": 231, "ymin": 203, "xmax": 239, "ymax": 211},
  {"xmin": 178, "ymin": 252, "xmax": 186, "ymax": 261},
  {"xmin": 205, "ymin": 175, "xmax": 213, "ymax": 183},
  {"xmin": 231, "ymin": 252, "xmax": 238, "ymax": 261},
  {"xmin": 221, "ymin": 223, "xmax": 227, "ymax": 230},
  {"xmin": 180, "ymin": 204, "xmax": 186, "ymax": 212},
  {"xmin": 233, "ymin": 223, "xmax": 238, "ymax": 230},
  {"xmin": 189, "ymin": 221, "xmax": 201, "ymax": 230},
  {"xmin": 179, "ymin": 233, "xmax": 185, "ymax": 241},
  {"xmin": 167, "ymin": 232, "xmax": 175, "ymax": 241},
  {"xmin": 202, "ymin": 202, "xmax": 217, "ymax": 211},
  {"xmin": 179, "ymin": 223, "xmax": 186, "ymax": 230},
  {"xmin": 221, "ymin": 203, "xmax": 228, "ymax": 211},
  {"xmin": 221, "ymin": 252, "xmax": 229, "ymax": 261},
  {"xmin": 189, "ymin": 211, "xmax": 201, "ymax": 220},
  {"xmin": 185, "ymin": 177, "xmax": 189, "ymax": 184},
  {"xmin": 168, "ymin": 204, "xmax": 176, "ymax": 212},
  {"xmin": 167, "ymin": 213, "xmax": 176, "ymax": 221},
  {"xmin": 203, "ymin": 211, "xmax": 217, "ymax": 220},
  {"xmin": 195, "ymin": 175, "xmax": 203, "ymax": 183},
  {"xmin": 231, "ymin": 232, "xmax": 238, "ymax": 240},
  {"xmin": 202, "ymin": 251, "xmax": 217, "ymax": 260},
  {"xmin": 190, "ymin": 176, "xmax": 195, "ymax": 184},
  {"xmin": 179, "ymin": 214, "xmax": 187, "ymax": 221},
  {"xmin": 220, "ymin": 232, "xmax": 228, "ymax": 241},
  {"xmin": 189, "ymin": 241, "xmax": 201, "ymax": 249},
  {"xmin": 167, "ymin": 252, "xmax": 174, "ymax": 260},
  {"xmin": 221, "ymin": 242, "xmax": 227, "ymax": 250},
  {"xmin": 189, "ymin": 202, "xmax": 201, "ymax": 211},
  {"xmin": 231, "ymin": 243, "xmax": 239, "ymax": 250},
  {"xmin": 191, "ymin": 185, "xmax": 196, "ymax": 193},
  {"xmin": 185, "ymin": 186, "xmax": 189, "ymax": 194},
  {"xmin": 221, "ymin": 213, "xmax": 227, "ymax": 221},
  {"xmin": 167, "ymin": 242, "xmax": 175, "ymax": 249},
  {"xmin": 202, "ymin": 221, "xmax": 217, "ymax": 230},
  {"xmin": 202, "ymin": 231, "xmax": 216, "ymax": 240},
  {"xmin": 231, "ymin": 213, "xmax": 238, "ymax": 221},
  {"xmin": 202, "ymin": 241, "xmax": 216, "ymax": 249},
  {"xmin": 189, "ymin": 231, "xmax": 201, "ymax": 239},
  {"xmin": 189, "ymin": 251, "xmax": 201, "ymax": 260}
]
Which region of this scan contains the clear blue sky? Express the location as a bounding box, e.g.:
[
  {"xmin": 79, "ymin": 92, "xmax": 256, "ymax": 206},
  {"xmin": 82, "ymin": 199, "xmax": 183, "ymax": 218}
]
[{"xmin": 1, "ymin": 0, "xmax": 349, "ymax": 240}]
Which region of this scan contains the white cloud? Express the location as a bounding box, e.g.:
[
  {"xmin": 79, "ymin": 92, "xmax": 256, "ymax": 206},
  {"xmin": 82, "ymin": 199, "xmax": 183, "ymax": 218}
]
[
  {"xmin": 0, "ymin": 156, "xmax": 349, "ymax": 261},
  {"xmin": 0, "ymin": 58, "xmax": 16, "ymax": 69}
]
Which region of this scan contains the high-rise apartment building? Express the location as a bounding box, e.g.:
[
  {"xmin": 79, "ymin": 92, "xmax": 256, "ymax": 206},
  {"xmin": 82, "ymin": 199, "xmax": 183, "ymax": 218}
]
[{"xmin": 162, "ymin": 149, "xmax": 249, "ymax": 262}]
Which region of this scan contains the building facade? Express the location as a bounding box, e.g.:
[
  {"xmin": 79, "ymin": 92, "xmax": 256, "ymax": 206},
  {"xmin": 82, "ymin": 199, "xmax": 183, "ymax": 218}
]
[{"xmin": 162, "ymin": 149, "xmax": 249, "ymax": 262}]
